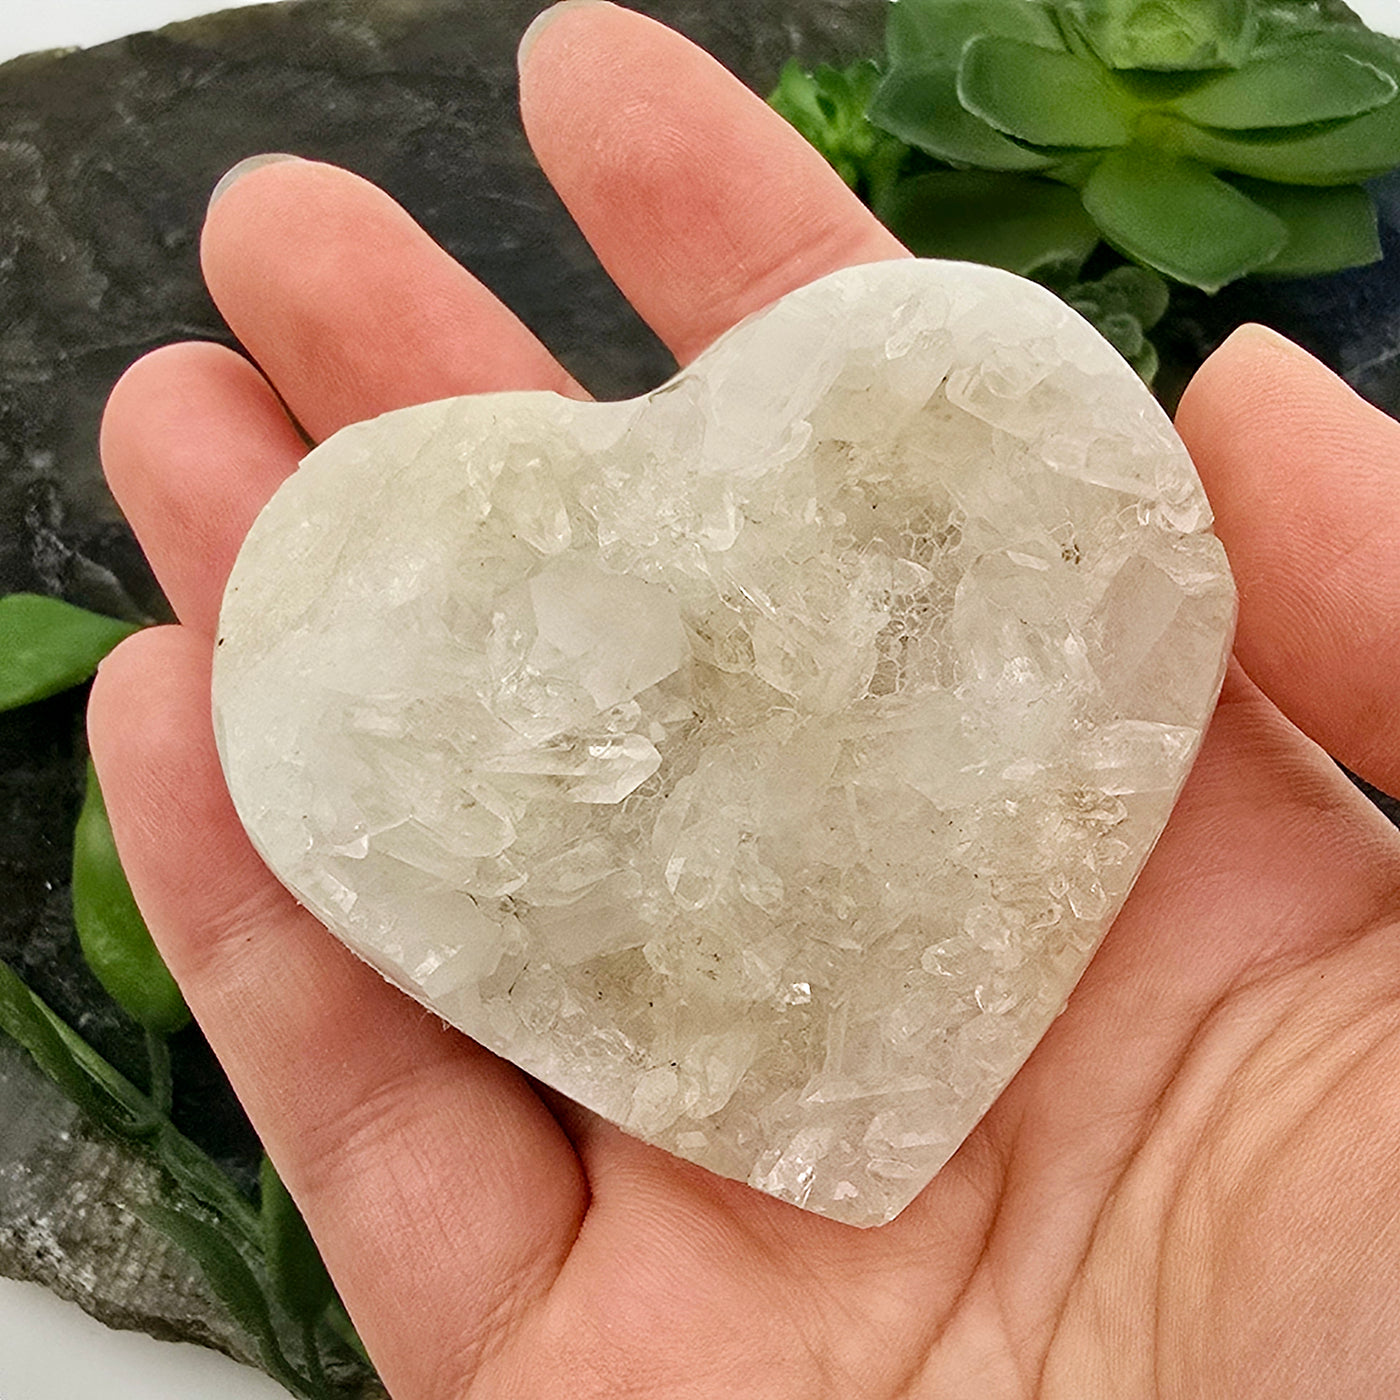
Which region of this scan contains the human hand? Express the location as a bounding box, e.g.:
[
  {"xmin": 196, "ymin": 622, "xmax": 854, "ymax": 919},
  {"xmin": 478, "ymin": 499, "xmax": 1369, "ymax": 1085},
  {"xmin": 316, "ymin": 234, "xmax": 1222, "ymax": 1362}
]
[{"xmin": 88, "ymin": 4, "xmax": 1400, "ymax": 1396}]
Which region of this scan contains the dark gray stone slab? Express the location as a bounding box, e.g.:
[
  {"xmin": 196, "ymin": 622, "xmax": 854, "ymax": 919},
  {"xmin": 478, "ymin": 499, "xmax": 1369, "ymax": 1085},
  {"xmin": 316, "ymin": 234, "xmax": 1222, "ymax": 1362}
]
[
  {"xmin": 0, "ymin": 0, "xmax": 883, "ymax": 1365},
  {"xmin": 2, "ymin": 0, "xmax": 1397, "ymax": 1372}
]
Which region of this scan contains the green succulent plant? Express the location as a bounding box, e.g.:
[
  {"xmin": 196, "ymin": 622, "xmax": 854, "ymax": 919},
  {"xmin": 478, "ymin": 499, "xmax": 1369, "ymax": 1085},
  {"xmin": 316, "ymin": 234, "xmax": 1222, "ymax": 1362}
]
[
  {"xmin": 768, "ymin": 58, "xmax": 910, "ymax": 208},
  {"xmin": 1039, "ymin": 257, "xmax": 1173, "ymax": 380},
  {"xmin": 876, "ymin": 164, "xmax": 1172, "ymax": 377},
  {"xmin": 865, "ymin": 0, "xmax": 1400, "ymax": 291}
]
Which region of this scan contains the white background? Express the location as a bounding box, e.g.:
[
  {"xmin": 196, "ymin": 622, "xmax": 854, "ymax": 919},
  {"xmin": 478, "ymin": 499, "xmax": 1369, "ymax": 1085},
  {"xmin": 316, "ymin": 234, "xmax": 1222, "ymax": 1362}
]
[
  {"xmin": 0, "ymin": 1276, "xmax": 288, "ymax": 1400},
  {"xmin": 3, "ymin": 0, "xmax": 1400, "ymax": 1396},
  {"xmin": 0, "ymin": 0, "xmax": 270, "ymax": 60},
  {"xmin": 2, "ymin": 0, "xmax": 1397, "ymax": 58}
]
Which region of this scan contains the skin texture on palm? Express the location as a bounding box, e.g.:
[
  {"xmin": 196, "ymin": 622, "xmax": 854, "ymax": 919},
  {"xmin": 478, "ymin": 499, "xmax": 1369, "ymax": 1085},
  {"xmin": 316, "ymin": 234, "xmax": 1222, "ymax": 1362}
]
[{"xmin": 87, "ymin": 3, "xmax": 1400, "ymax": 1396}]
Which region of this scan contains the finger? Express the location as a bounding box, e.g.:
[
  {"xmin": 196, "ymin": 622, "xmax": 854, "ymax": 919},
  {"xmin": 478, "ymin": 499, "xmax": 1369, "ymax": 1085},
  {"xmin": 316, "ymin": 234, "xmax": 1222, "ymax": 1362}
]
[
  {"xmin": 200, "ymin": 158, "xmax": 583, "ymax": 442},
  {"xmin": 1175, "ymin": 325, "xmax": 1400, "ymax": 794},
  {"xmin": 951, "ymin": 663, "xmax": 1400, "ymax": 1350},
  {"xmin": 100, "ymin": 342, "xmax": 303, "ymax": 637},
  {"xmin": 518, "ymin": 2, "xmax": 908, "ymax": 366},
  {"xmin": 87, "ymin": 626, "xmax": 586, "ymax": 1396}
]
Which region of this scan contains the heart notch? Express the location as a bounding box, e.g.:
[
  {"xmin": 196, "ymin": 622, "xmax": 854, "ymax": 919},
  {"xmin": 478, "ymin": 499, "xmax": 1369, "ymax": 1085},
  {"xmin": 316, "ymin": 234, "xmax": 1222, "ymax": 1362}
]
[{"xmin": 214, "ymin": 259, "xmax": 1234, "ymax": 1226}]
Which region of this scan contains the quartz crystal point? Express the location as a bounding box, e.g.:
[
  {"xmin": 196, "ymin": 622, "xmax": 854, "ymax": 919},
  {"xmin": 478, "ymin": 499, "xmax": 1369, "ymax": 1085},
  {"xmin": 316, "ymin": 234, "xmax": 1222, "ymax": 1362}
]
[{"xmin": 213, "ymin": 259, "xmax": 1235, "ymax": 1226}]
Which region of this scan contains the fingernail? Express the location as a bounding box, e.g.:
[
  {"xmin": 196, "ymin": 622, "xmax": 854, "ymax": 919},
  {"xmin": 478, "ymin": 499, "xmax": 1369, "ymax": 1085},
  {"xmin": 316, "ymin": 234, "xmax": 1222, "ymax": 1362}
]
[
  {"xmin": 518, "ymin": 1, "xmax": 605, "ymax": 72},
  {"xmin": 207, "ymin": 153, "xmax": 302, "ymax": 214}
]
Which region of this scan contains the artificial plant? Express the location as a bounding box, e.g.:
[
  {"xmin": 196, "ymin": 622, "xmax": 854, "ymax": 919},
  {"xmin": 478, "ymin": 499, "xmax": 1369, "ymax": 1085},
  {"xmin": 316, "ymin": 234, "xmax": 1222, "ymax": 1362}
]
[
  {"xmin": 771, "ymin": 0, "xmax": 1400, "ymax": 379},
  {"xmin": 0, "ymin": 593, "xmax": 375, "ymax": 1398}
]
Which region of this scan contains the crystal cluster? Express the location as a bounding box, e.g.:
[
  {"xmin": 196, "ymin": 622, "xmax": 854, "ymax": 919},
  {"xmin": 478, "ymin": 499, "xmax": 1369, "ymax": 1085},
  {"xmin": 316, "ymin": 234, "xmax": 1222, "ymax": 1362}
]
[{"xmin": 213, "ymin": 259, "xmax": 1235, "ymax": 1226}]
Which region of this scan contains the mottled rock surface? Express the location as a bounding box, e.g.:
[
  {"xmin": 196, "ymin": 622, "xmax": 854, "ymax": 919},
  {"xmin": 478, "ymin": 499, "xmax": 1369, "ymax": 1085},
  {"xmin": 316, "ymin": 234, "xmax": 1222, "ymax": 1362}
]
[
  {"xmin": 0, "ymin": 1036, "xmax": 255, "ymax": 1355},
  {"xmin": 215, "ymin": 260, "xmax": 1234, "ymax": 1225},
  {"xmin": 0, "ymin": 0, "xmax": 885, "ymax": 1342},
  {"xmin": 1, "ymin": 0, "xmax": 1394, "ymax": 1345}
]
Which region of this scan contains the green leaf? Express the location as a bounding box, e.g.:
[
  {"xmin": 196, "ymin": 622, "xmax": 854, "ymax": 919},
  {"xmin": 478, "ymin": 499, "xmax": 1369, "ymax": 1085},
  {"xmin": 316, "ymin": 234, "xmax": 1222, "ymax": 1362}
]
[
  {"xmin": 1181, "ymin": 93, "xmax": 1400, "ymax": 184},
  {"xmin": 1233, "ymin": 180, "xmax": 1382, "ymax": 276},
  {"xmin": 1127, "ymin": 338, "xmax": 1160, "ymax": 383},
  {"xmin": 1059, "ymin": 264, "xmax": 1173, "ymax": 331},
  {"xmin": 261, "ymin": 1156, "xmax": 335, "ymax": 1327},
  {"xmin": 957, "ymin": 37, "xmax": 1133, "ymax": 149},
  {"xmin": 1252, "ymin": 13, "xmax": 1400, "ymax": 73},
  {"xmin": 1082, "ymin": 147, "xmax": 1288, "ymax": 290},
  {"xmin": 769, "ymin": 59, "xmax": 893, "ymax": 193},
  {"xmin": 1033, "ymin": 261, "xmax": 1170, "ymax": 383},
  {"xmin": 1094, "ymin": 310, "xmax": 1146, "ymax": 358},
  {"xmin": 0, "ymin": 960, "xmax": 132, "ymax": 1130},
  {"xmin": 1097, "ymin": 264, "xmax": 1172, "ymax": 330},
  {"xmin": 0, "ymin": 978, "xmax": 370, "ymax": 1390},
  {"xmin": 1172, "ymin": 51, "xmax": 1397, "ymax": 129},
  {"xmin": 880, "ymin": 171, "xmax": 1101, "ymax": 273},
  {"xmin": 1066, "ymin": 266, "xmax": 1171, "ymax": 380},
  {"xmin": 73, "ymin": 761, "xmax": 191, "ymax": 1036},
  {"xmin": 150, "ymin": 1119, "xmax": 261, "ymax": 1243},
  {"xmin": 869, "ymin": 64, "xmax": 1059, "ymax": 170},
  {"xmin": 768, "ymin": 58, "xmax": 836, "ymax": 143},
  {"xmin": 0, "ymin": 959, "xmax": 267, "ymax": 1255},
  {"xmin": 1061, "ymin": 0, "xmax": 1255, "ymax": 71},
  {"xmin": 768, "ymin": 59, "xmax": 911, "ymax": 209},
  {"xmin": 0, "ymin": 594, "xmax": 140, "ymax": 712},
  {"xmin": 886, "ymin": 0, "xmax": 1064, "ymax": 67},
  {"xmin": 137, "ymin": 1202, "xmax": 319, "ymax": 1399},
  {"xmin": 323, "ymin": 1299, "xmax": 373, "ymax": 1366}
]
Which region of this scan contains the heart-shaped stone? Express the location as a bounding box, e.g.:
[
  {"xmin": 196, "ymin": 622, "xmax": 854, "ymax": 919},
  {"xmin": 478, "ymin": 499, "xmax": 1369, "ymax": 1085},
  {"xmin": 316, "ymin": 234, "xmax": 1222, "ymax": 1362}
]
[{"xmin": 213, "ymin": 259, "xmax": 1234, "ymax": 1226}]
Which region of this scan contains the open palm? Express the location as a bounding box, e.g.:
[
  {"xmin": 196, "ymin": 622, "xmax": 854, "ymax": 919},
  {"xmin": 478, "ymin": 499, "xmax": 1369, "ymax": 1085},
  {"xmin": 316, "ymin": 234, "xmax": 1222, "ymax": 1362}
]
[{"xmin": 89, "ymin": 5, "xmax": 1400, "ymax": 1396}]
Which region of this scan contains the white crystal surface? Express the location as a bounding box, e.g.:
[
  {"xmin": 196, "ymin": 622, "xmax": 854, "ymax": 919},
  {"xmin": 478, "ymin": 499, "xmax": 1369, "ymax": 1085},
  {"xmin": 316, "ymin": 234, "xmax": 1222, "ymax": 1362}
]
[{"xmin": 213, "ymin": 259, "xmax": 1235, "ymax": 1226}]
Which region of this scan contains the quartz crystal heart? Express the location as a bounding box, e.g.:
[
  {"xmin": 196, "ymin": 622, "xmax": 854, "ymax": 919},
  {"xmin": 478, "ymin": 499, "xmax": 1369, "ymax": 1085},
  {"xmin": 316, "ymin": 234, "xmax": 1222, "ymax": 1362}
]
[{"xmin": 213, "ymin": 259, "xmax": 1234, "ymax": 1226}]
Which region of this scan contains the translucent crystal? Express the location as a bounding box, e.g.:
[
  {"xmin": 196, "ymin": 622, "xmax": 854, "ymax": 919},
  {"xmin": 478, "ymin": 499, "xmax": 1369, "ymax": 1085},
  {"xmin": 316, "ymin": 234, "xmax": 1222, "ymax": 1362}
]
[{"xmin": 213, "ymin": 259, "xmax": 1235, "ymax": 1226}]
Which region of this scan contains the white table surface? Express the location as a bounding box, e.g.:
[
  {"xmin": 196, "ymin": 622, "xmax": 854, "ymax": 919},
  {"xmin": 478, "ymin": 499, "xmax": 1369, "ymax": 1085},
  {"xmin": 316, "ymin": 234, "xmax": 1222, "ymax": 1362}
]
[
  {"xmin": 1347, "ymin": 0, "xmax": 1400, "ymax": 32},
  {"xmin": 2, "ymin": 0, "xmax": 270, "ymax": 59},
  {"xmin": 4, "ymin": 0, "xmax": 1400, "ymax": 1396},
  {"xmin": 22, "ymin": 0, "xmax": 1398, "ymax": 63}
]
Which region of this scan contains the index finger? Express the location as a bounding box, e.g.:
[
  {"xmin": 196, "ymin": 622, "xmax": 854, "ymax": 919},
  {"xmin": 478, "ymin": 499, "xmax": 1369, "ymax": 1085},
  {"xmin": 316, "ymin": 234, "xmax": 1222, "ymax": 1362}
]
[{"xmin": 518, "ymin": 1, "xmax": 908, "ymax": 366}]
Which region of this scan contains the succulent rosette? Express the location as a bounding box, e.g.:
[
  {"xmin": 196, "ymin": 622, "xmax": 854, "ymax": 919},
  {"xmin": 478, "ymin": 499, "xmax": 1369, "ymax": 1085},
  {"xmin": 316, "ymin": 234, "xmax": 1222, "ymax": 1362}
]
[{"xmin": 864, "ymin": 0, "xmax": 1400, "ymax": 291}]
